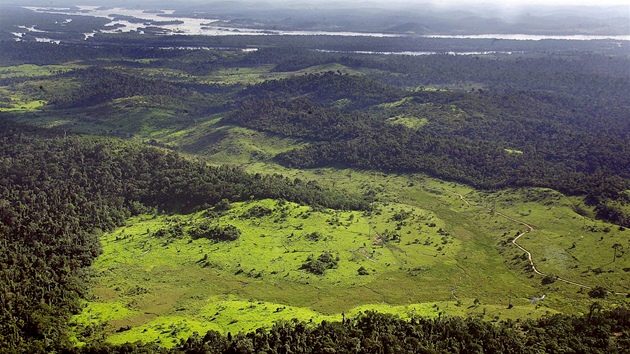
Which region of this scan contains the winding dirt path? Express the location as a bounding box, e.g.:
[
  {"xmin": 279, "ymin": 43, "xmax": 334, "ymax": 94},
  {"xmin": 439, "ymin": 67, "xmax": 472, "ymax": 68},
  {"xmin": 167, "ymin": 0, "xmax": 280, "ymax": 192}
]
[{"xmin": 446, "ymin": 189, "xmax": 629, "ymax": 296}]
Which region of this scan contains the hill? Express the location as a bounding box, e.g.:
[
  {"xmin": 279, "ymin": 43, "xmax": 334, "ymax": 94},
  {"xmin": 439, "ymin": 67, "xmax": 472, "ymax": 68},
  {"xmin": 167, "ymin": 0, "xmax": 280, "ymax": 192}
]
[{"xmin": 0, "ymin": 39, "xmax": 629, "ymax": 351}]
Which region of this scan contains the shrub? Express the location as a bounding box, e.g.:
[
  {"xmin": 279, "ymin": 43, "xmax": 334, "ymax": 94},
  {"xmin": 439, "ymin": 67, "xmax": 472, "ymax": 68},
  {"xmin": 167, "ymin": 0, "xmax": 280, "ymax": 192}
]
[
  {"xmin": 542, "ymin": 274, "xmax": 556, "ymax": 285},
  {"xmin": 301, "ymin": 251, "xmax": 339, "ymax": 275},
  {"xmin": 189, "ymin": 223, "xmax": 241, "ymax": 242},
  {"xmin": 242, "ymin": 205, "xmax": 273, "ymax": 218},
  {"xmin": 588, "ymin": 286, "xmax": 607, "ymax": 299},
  {"xmin": 588, "ymin": 286, "xmax": 608, "ymax": 299},
  {"xmin": 305, "ymin": 231, "xmax": 323, "ymax": 242}
]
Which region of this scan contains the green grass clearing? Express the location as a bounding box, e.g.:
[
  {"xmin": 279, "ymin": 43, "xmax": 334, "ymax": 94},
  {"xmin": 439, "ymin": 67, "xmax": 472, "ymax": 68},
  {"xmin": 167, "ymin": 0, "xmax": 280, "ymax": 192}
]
[{"xmin": 386, "ymin": 115, "xmax": 429, "ymax": 130}]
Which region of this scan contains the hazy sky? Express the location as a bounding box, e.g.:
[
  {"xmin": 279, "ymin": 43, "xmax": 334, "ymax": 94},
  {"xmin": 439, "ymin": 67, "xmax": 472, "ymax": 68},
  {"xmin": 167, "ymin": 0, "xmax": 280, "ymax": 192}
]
[
  {"xmin": 6, "ymin": 0, "xmax": 629, "ymax": 11},
  {"xmin": 426, "ymin": 0, "xmax": 628, "ymax": 6},
  {"xmin": 14, "ymin": 0, "xmax": 628, "ymax": 5}
]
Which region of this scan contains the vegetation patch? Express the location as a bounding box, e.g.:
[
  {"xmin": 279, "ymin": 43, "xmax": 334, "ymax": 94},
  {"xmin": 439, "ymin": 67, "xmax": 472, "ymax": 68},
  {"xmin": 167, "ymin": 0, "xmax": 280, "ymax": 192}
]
[
  {"xmin": 301, "ymin": 251, "xmax": 339, "ymax": 275},
  {"xmin": 386, "ymin": 115, "xmax": 428, "ymax": 130},
  {"xmin": 0, "ymin": 96, "xmax": 46, "ymax": 111},
  {"xmin": 189, "ymin": 223, "xmax": 241, "ymax": 242}
]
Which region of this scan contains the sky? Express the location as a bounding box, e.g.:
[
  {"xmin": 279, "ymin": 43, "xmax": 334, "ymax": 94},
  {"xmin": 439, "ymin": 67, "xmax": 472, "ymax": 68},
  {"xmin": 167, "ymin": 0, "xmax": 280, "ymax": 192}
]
[
  {"xmin": 6, "ymin": 0, "xmax": 628, "ymax": 5},
  {"xmin": 428, "ymin": 0, "xmax": 629, "ymax": 4},
  {"xmin": 3, "ymin": 0, "xmax": 628, "ymax": 13}
]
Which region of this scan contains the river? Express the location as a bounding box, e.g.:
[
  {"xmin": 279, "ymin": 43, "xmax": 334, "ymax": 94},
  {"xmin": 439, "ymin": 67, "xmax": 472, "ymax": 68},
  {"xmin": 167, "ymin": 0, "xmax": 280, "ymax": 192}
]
[{"xmin": 17, "ymin": 6, "xmax": 630, "ymax": 43}]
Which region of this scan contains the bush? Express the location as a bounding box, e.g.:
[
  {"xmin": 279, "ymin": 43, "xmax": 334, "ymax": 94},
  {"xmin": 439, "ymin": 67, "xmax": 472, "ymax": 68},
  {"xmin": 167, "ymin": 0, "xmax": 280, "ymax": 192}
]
[
  {"xmin": 214, "ymin": 198, "xmax": 231, "ymax": 212},
  {"xmin": 542, "ymin": 274, "xmax": 556, "ymax": 285},
  {"xmin": 189, "ymin": 223, "xmax": 241, "ymax": 242},
  {"xmin": 242, "ymin": 205, "xmax": 273, "ymax": 218},
  {"xmin": 301, "ymin": 251, "xmax": 339, "ymax": 275},
  {"xmin": 588, "ymin": 286, "xmax": 607, "ymax": 299},
  {"xmin": 357, "ymin": 266, "xmax": 370, "ymax": 275},
  {"xmin": 305, "ymin": 231, "xmax": 323, "ymax": 242}
]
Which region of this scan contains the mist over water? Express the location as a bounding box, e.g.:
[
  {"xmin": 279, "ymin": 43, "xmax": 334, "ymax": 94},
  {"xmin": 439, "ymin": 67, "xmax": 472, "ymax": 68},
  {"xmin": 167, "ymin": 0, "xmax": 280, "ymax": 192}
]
[{"xmin": 17, "ymin": 4, "xmax": 630, "ymax": 42}]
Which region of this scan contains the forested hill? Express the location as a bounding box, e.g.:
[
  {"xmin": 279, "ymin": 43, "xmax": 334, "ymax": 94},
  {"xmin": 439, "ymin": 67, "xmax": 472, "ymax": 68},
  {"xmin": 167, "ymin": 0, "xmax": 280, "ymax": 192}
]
[
  {"xmin": 1, "ymin": 41, "xmax": 628, "ymax": 227},
  {"xmin": 0, "ymin": 122, "xmax": 369, "ymax": 352},
  {"xmin": 239, "ymin": 71, "xmax": 405, "ymax": 109},
  {"xmin": 224, "ymin": 72, "xmax": 630, "ymax": 226},
  {"xmin": 50, "ymin": 67, "xmax": 188, "ymax": 109}
]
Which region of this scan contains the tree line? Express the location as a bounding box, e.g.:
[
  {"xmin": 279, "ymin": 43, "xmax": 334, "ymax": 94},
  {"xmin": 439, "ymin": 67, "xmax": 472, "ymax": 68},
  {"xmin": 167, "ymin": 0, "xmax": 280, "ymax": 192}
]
[{"xmin": 76, "ymin": 306, "xmax": 630, "ymax": 353}]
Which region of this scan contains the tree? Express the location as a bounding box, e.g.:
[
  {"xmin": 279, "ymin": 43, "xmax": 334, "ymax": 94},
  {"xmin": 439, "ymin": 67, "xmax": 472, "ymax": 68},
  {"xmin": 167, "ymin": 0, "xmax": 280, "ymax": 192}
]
[
  {"xmin": 612, "ymin": 243, "xmax": 623, "ymax": 262},
  {"xmin": 542, "ymin": 274, "xmax": 556, "ymax": 285},
  {"xmin": 357, "ymin": 266, "xmax": 370, "ymax": 275},
  {"xmin": 588, "ymin": 286, "xmax": 607, "ymax": 299}
]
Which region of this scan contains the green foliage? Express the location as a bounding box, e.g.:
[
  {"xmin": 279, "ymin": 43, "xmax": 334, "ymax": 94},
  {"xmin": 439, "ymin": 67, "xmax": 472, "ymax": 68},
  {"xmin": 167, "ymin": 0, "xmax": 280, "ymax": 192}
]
[
  {"xmin": 304, "ymin": 231, "xmax": 323, "ymax": 242},
  {"xmin": 542, "ymin": 274, "xmax": 557, "ymax": 285},
  {"xmin": 301, "ymin": 251, "xmax": 339, "ymax": 275},
  {"xmin": 357, "ymin": 266, "xmax": 370, "ymax": 275},
  {"xmin": 214, "ymin": 199, "xmax": 232, "ymax": 212},
  {"xmin": 189, "ymin": 223, "xmax": 241, "ymax": 242},
  {"xmin": 588, "ymin": 286, "xmax": 608, "ymax": 299},
  {"xmin": 391, "ymin": 209, "xmax": 412, "ymax": 222},
  {"xmin": 154, "ymin": 224, "xmax": 185, "ymax": 239},
  {"xmin": 241, "ymin": 205, "xmax": 273, "ymax": 218},
  {"xmin": 98, "ymin": 307, "xmax": 630, "ymax": 353},
  {"xmin": 239, "ymin": 71, "xmax": 405, "ymax": 109},
  {"xmin": 225, "ymin": 97, "xmax": 372, "ymax": 141},
  {"xmin": 49, "ymin": 67, "xmax": 187, "ymax": 108}
]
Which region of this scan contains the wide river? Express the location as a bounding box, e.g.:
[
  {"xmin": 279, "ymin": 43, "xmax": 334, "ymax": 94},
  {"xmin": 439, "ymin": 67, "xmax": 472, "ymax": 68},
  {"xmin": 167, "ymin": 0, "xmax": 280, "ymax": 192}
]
[{"xmin": 21, "ymin": 6, "xmax": 630, "ymax": 42}]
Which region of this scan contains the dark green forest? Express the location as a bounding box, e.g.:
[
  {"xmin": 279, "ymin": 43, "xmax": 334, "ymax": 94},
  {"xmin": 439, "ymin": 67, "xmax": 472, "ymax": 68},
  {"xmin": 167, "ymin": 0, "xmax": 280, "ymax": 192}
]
[{"xmin": 227, "ymin": 71, "xmax": 630, "ymax": 227}]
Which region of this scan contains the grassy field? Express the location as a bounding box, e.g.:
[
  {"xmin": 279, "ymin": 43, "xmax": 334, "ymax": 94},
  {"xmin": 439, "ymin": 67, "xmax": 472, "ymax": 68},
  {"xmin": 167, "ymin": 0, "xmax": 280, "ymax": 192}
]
[
  {"xmin": 0, "ymin": 63, "xmax": 74, "ymax": 78},
  {"xmin": 66, "ymin": 137, "xmax": 629, "ymax": 346},
  {"xmin": 70, "ymin": 171, "xmax": 627, "ymax": 347},
  {"xmin": 0, "ymin": 96, "xmax": 46, "ymax": 112}
]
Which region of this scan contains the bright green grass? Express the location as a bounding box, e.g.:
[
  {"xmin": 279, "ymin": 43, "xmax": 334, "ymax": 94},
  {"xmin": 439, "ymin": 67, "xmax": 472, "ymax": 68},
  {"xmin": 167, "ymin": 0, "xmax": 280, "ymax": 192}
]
[
  {"xmin": 386, "ymin": 115, "xmax": 428, "ymax": 130},
  {"xmin": 243, "ymin": 164, "xmax": 630, "ymax": 297},
  {"xmin": 0, "ymin": 97, "xmax": 46, "ymax": 112},
  {"xmin": 91, "ymin": 198, "xmax": 462, "ymax": 299},
  {"xmin": 0, "ymin": 64, "xmax": 74, "ymax": 78},
  {"xmin": 378, "ymin": 97, "xmax": 418, "ymax": 109},
  {"xmin": 77, "ymin": 294, "xmax": 552, "ymax": 348},
  {"xmin": 163, "ymin": 121, "xmax": 309, "ymax": 164},
  {"xmin": 199, "ymin": 63, "xmax": 363, "ymax": 85},
  {"xmin": 200, "ymin": 65, "xmax": 277, "ymax": 85},
  {"xmin": 74, "ymin": 177, "xmax": 574, "ymax": 347},
  {"xmin": 487, "ymin": 189, "xmax": 630, "ymax": 293}
]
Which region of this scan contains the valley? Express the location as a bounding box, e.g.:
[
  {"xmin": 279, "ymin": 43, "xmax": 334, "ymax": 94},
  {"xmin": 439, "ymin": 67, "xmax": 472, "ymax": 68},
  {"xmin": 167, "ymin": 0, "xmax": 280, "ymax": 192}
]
[{"xmin": 0, "ymin": 3, "xmax": 629, "ymax": 351}]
